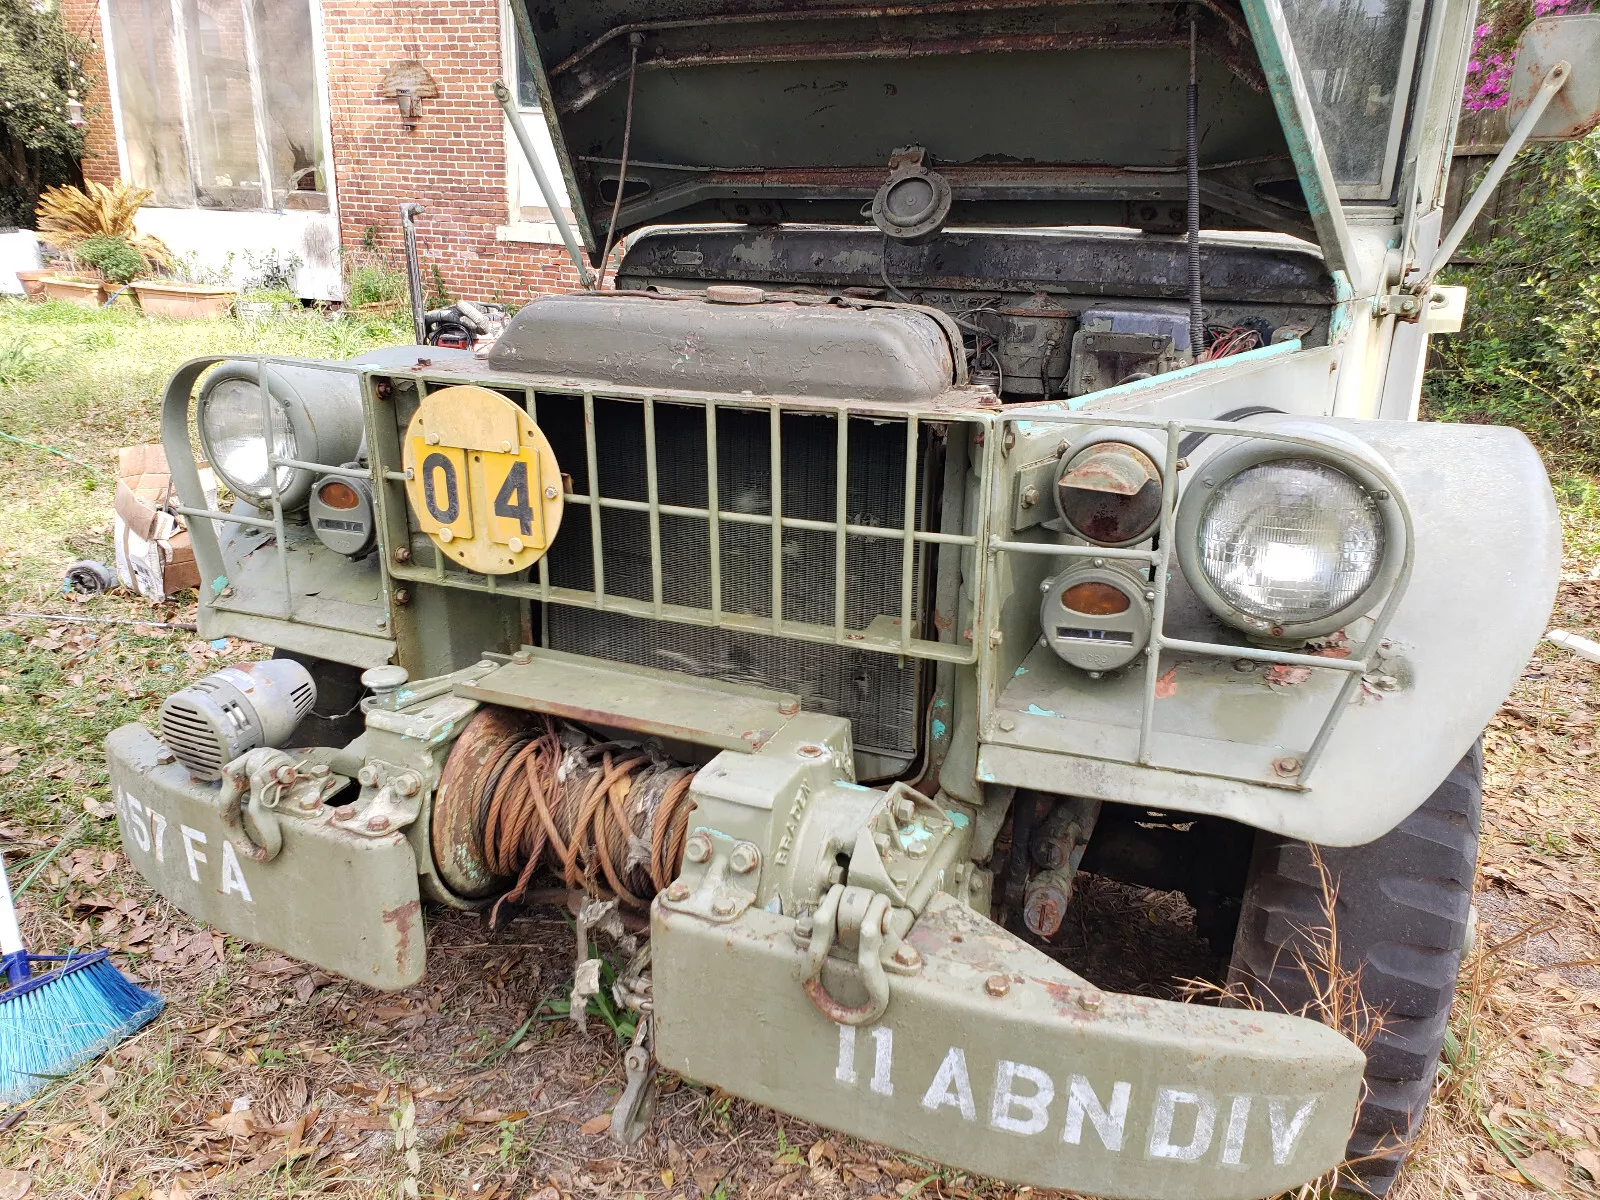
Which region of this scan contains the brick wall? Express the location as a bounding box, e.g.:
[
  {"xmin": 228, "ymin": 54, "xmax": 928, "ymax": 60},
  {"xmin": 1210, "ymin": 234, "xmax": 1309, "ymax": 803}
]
[
  {"xmin": 318, "ymin": 0, "xmax": 588, "ymax": 304},
  {"xmin": 62, "ymin": 0, "xmax": 119, "ymax": 187}
]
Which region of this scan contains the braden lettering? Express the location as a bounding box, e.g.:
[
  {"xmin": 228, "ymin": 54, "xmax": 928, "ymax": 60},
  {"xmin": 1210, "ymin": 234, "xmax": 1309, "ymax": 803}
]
[{"xmin": 842, "ymin": 1023, "xmax": 1318, "ymax": 1168}]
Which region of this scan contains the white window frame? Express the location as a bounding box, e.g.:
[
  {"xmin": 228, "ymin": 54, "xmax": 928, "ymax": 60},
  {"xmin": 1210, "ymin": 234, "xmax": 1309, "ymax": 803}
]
[
  {"xmin": 497, "ymin": 0, "xmax": 573, "ymax": 246},
  {"xmin": 97, "ymin": 0, "xmax": 339, "ymax": 222}
]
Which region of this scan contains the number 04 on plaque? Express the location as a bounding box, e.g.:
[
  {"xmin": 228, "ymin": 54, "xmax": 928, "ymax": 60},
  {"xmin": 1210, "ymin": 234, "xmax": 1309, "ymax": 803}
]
[{"xmin": 401, "ymin": 385, "xmax": 565, "ymax": 575}]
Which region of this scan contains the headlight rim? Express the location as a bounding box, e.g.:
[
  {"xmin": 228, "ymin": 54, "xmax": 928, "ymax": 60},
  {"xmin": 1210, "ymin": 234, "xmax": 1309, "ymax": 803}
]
[
  {"xmin": 196, "ymin": 362, "xmax": 318, "ymax": 510},
  {"xmin": 1174, "ymin": 431, "xmax": 1408, "ymax": 640}
]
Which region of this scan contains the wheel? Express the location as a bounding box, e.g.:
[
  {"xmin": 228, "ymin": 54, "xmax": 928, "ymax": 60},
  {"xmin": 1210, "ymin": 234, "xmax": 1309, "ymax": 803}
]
[{"xmin": 1227, "ymin": 742, "xmax": 1481, "ymax": 1195}]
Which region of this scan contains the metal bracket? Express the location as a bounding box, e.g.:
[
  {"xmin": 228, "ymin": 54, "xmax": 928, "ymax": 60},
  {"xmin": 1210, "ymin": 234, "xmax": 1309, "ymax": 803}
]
[
  {"xmin": 1373, "ymin": 290, "xmax": 1425, "ymax": 321},
  {"xmin": 335, "ymin": 759, "xmax": 424, "ymax": 838},
  {"xmin": 658, "ymin": 829, "xmax": 759, "ymax": 922},
  {"xmin": 218, "ymin": 748, "xmax": 346, "ymax": 863}
]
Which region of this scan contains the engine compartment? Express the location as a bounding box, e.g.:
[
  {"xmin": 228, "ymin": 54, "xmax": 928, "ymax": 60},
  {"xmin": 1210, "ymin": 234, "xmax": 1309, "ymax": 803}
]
[{"xmin": 616, "ymin": 225, "xmax": 1335, "ymax": 403}]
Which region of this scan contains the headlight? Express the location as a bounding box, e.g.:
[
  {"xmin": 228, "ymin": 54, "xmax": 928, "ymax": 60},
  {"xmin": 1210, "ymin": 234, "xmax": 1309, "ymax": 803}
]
[
  {"xmin": 195, "ymin": 362, "xmax": 365, "ymax": 510},
  {"xmin": 199, "ymin": 375, "xmax": 298, "ymax": 501},
  {"xmin": 1175, "ymin": 428, "xmax": 1406, "ymax": 639}
]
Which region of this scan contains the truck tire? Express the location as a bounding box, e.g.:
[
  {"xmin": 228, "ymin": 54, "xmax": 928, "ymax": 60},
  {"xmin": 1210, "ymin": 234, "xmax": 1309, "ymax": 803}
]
[{"xmin": 1227, "ymin": 743, "xmax": 1481, "ymax": 1196}]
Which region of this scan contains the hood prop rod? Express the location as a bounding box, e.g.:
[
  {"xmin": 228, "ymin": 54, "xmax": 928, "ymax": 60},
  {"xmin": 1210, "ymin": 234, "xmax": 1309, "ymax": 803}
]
[
  {"xmin": 1185, "ymin": 10, "xmax": 1205, "ymax": 360},
  {"xmin": 493, "ymin": 79, "xmax": 596, "ymax": 290}
]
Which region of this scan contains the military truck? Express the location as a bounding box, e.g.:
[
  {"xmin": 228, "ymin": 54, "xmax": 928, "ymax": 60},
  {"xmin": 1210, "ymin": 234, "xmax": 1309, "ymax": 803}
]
[{"xmin": 107, "ymin": 3, "xmax": 1600, "ymax": 1196}]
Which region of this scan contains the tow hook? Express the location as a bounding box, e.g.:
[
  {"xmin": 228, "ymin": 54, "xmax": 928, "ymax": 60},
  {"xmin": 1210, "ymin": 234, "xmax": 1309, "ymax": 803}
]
[{"xmin": 800, "ymin": 883, "xmax": 892, "ymax": 1026}]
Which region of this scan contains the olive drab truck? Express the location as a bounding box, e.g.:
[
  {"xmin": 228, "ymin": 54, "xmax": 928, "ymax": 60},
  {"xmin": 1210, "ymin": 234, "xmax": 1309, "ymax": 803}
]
[{"xmin": 107, "ymin": 3, "xmax": 1600, "ymax": 1197}]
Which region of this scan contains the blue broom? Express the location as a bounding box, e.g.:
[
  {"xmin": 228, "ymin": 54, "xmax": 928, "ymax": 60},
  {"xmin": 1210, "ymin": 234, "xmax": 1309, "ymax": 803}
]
[{"xmin": 0, "ymin": 845, "xmax": 163, "ymax": 1103}]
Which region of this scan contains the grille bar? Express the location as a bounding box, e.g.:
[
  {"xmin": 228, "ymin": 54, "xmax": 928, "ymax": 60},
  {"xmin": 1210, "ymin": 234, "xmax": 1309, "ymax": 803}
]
[{"xmin": 386, "ymin": 393, "xmax": 984, "ymax": 668}]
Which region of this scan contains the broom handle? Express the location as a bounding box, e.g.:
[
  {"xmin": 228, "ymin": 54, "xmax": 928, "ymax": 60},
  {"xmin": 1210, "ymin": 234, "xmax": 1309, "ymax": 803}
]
[{"xmin": 0, "ymin": 846, "xmax": 25, "ymax": 959}]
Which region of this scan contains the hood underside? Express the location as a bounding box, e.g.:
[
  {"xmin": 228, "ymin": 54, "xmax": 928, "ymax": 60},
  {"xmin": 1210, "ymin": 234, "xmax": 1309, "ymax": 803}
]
[{"xmin": 518, "ymin": 0, "xmax": 1311, "ymax": 260}]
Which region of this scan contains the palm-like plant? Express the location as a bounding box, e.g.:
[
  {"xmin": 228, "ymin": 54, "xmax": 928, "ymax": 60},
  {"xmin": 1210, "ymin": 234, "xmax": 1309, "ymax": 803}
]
[{"xmin": 34, "ymin": 180, "xmax": 172, "ymax": 269}]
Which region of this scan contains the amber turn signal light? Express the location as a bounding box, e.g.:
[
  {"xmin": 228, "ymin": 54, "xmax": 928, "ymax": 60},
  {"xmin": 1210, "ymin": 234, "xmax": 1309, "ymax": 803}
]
[
  {"xmin": 317, "ymin": 479, "xmax": 362, "ymax": 510},
  {"xmin": 1062, "ymin": 581, "xmax": 1131, "ymax": 615}
]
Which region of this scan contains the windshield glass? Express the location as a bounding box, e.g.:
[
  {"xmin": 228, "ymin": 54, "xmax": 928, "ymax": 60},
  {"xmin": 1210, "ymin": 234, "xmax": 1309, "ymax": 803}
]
[{"xmin": 1280, "ymin": 0, "xmax": 1425, "ymax": 197}]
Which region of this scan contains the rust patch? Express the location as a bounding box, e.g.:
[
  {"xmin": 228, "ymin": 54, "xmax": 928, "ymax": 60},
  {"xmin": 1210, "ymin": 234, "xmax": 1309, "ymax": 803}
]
[
  {"xmin": 383, "ymin": 898, "xmax": 422, "ymax": 969},
  {"xmin": 1265, "ymin": 664, "xmax": 1313, "ymax": 687},
  {"xmin": 1154, "ymin": 666, "xmax": 1178, "ymax": 698}
]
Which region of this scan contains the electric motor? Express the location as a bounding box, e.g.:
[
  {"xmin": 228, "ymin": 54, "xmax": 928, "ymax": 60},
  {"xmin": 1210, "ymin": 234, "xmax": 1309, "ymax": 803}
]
[{"xmin": 157, "ymin": 660, "xmax": 317, "ymax": 780}]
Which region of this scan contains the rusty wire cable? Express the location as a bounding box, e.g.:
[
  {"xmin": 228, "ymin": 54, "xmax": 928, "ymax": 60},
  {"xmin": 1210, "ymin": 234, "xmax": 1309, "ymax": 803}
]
[{"xmin": 437, "ymin": 710, "xmax": 697, "ymax": 923}]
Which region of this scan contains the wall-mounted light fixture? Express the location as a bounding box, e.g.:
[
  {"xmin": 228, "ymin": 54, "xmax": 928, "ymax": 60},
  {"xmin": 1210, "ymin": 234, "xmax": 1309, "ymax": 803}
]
[{"xmin": 379, "ymin": 60, "xmax": 439, "ymax": 130}]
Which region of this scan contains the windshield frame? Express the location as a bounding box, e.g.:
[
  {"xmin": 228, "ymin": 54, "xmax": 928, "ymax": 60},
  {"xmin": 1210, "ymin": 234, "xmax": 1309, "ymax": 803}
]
[{"xmin": 1286, "ymin": 0, "xmax": 1431, "ymax": 202}]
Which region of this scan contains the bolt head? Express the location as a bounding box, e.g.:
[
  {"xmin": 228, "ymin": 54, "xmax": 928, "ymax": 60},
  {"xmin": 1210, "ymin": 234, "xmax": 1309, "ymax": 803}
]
[
  {"xmin": 544, "ymin": 485, "xmax": 559, "ymax": 499},
  {"xmin": 893, "ymin": 944, "xmax": 921, "ymax": 968},
  {"xmin": 1021, "ymin": 485, "xmax": 1040, "ymax": 508},
  {"xmin": 795, "ymin": 913, "xmax": 814, "ymax": 937},
  {"xmin": 392, "ymin": 588, "xmax": 411, "ymax": 605},
  {"xmin": 357, "ymin": 765, "xmax": 379, "ymax": 787},
  {"xmin": 777, "ymin": 698, "xmax": 799, "ymax": 716},
  {"xmin": 366, "ymin": 815, "xmax": 391, "ymax": 832},
  {"xmin": 729, "ymin": 844, "xmax": 759, "ymax": 874},
  {"xmin": 1273, "ymin": 756, "xmax": 1302, "ymax": 777},
  {"xmin": 220, "ymin": 586, "xmax": 235, "ymax": 598},
  {"xmin": 797, "ymin": 743, "xmax": 825, "ymax": 759},
  {"xmin": 511, "ymin": 649, "xmax": 534, "ymax": 665},
  {"xmin": 154, "ymin": 749, "xmax": 177, "ymax": 766},
  {"xmin": 985, "ymin": 974, "xmax": 1011, "ymax": 998},
  {"xmin": 273, "ymin": 764, "xmax": 297, "ymax": 785},
  {"xmin": 712, "ymin": 896, "xmax": 736, "ymax": 917},
  {"xmin": 393, "ymin": 546, "xmax": 411, "ymax": 563},
  {"xmin": 685, "ymin": 833, "xmax": 712, "ymax": 864},
  {"xmin": 998, "ymin": 717, "xmax": 1016, "ymax": 733},
  {"xmin": 1078, "ymin": 986, "xmax": 1105, "ymax": 1011},
  {"xmin": 664, "ymin": 881, "xmax": 690, "ymax": 902},
  {"xmin": 395, "ymin": 773, "xmax": 420, "ymax": 797}
]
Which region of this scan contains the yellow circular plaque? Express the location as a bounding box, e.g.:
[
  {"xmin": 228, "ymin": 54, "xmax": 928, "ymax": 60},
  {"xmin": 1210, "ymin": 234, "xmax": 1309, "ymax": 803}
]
[{"xmin": 401, "ymin": 385, "xmax": 564, "ymax": 575}]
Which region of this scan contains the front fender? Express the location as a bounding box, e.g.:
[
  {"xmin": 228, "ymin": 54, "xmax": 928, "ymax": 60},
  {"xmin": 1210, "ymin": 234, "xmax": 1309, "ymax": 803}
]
[{"xmin": 978, "ymin": 417, "xmax": 1557, "ymax": 846}]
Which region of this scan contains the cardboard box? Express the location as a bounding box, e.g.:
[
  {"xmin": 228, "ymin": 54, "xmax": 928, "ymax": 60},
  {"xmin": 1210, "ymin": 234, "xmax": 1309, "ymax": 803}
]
[{"xmin": 112, "ymin": 444, "xmax": 208, "ymax": 598}]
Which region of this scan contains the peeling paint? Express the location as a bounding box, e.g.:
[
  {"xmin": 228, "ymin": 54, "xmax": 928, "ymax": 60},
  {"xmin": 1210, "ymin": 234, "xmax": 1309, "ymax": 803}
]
[
  {"xmin": 1025, "ymin": 703, "xmax": 1060, "ymax": 718},
  {"xmin": 932, "ymin": 719, "xmax": 948, "ymax": 741}
]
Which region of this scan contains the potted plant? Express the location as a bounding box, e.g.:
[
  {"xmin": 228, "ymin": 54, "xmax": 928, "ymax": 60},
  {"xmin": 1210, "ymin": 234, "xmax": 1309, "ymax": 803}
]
[
  {"xmin": 73, "ymin": 233, "xmax": 148, "ymax": 306},
  {"xmin": 33, "ymin": 181, "xmax": 172, "ymax": 307}
]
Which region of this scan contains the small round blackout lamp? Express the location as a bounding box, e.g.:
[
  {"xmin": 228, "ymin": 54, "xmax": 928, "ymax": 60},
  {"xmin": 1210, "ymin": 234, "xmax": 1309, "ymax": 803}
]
[{"xmin": 1174, "ymin": 425, "xmax": 1407, "ymax": 640}]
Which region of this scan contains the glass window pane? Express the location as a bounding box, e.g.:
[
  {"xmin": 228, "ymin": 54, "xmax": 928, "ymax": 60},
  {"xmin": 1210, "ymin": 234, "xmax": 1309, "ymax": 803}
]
[
  {"xmin": 106, "ymin": 0, "xmax": 194, "ymax": 206},
  {"xmin": 514, "ymin": 2, "xmax": 540, "ymax": 108},
  {"xmin": 184, "ymin": 0, "xmax": 264, "ymax": 208},
  {"xmin": 249, "ymin": 0, "xmax": 325, "ymax": 209},
  {"xmin": 106, "ymin": 0, "xmax": 322, "ymax": 211},
  {"xmin": 1281, "ymin": 0, "xmax": 1421, "ymax": 192}
]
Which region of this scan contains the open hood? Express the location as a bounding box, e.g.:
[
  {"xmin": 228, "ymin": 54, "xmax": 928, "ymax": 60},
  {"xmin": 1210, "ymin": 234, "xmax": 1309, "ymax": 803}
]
[{"xmin": 516, "ymin": 0, "xmax": 1317, "ymax": 261}]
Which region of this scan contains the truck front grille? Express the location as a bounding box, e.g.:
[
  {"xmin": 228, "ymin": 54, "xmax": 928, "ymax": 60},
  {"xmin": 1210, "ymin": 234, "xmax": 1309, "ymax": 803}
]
[{"xmin": 539, "ymin": 400, "xmax": 929, "ymax": 754}]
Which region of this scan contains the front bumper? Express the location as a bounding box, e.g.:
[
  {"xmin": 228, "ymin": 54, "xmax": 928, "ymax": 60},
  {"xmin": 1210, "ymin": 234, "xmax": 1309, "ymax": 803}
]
[
  {"xmin": 654, "ymin": 891, "xmax": 1365, "ymax": 1200},
  {"xmin": 108, "ymin": 723, "xmax": 425, "ymax": 990}
]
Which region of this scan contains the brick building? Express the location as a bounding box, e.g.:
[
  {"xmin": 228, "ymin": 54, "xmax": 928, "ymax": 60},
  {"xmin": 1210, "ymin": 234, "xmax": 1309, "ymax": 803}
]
[{"xmin": 61, "ymin": 0, "xmax": 586, "ymax": 302}]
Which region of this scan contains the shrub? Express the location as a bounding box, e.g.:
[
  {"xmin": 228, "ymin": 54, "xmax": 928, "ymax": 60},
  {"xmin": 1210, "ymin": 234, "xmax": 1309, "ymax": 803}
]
[
  {"xmin": 1423, "ymin": 132, "xmax": 1600, "ymax": 466},
  {"xmin": 74, "ymin": 233, "xmax": 147, "ymax": 284},
  {"xmin": 242, "ymin": 249, "xmax": 302, "ymax": 293},
  {"xmin": 345, "ymin": 258, "xmax": 406, "ymax": 308},
  {"xmin": 34, "ymin": 180, "xmax": 171, "ymax": 268}
]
